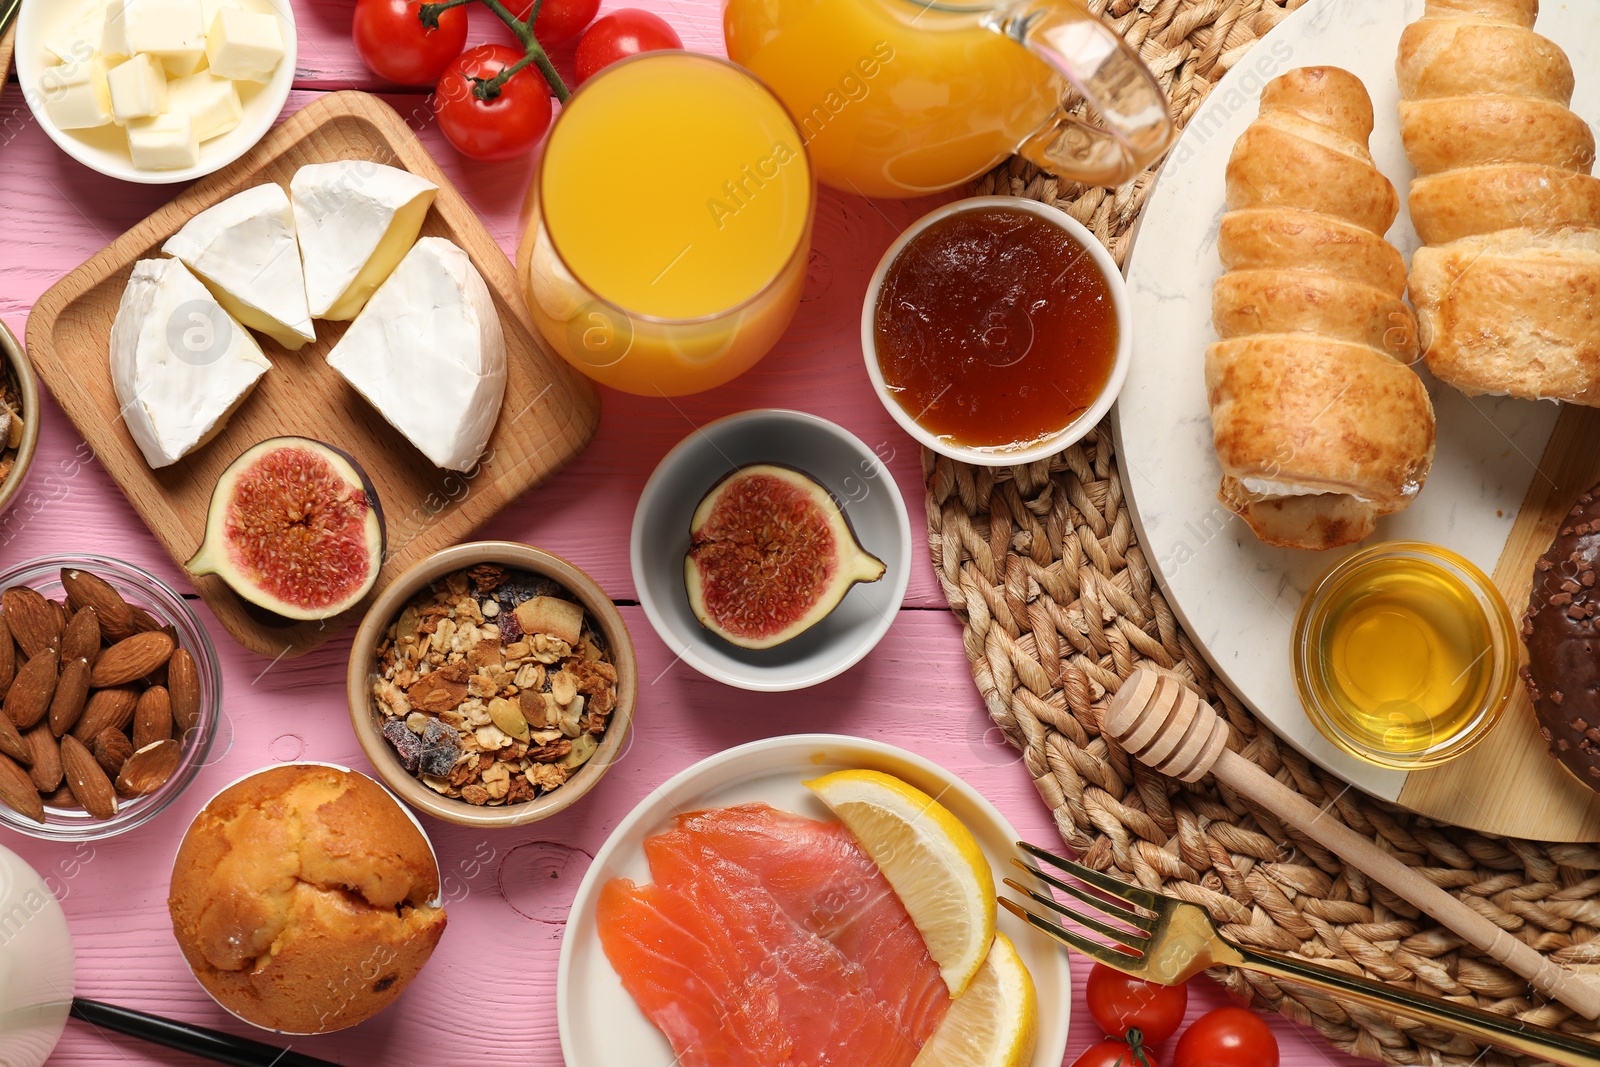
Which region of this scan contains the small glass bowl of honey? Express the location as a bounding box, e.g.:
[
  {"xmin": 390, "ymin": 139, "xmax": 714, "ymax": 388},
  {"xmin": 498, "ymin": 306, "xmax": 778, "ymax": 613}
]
[{"xmin": 1291, "ymin": 542, "xmax": 1517, "ymax": 770}]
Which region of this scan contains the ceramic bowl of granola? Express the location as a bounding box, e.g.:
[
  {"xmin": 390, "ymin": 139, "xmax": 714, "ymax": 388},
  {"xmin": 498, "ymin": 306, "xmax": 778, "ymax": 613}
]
[
  {"xmin": 0, "ymin": 322, "xmax": 40, "ymax": 520},
  {"xmin": 347, "ymin": 541, "xmax": 638, "ymax": 828}
]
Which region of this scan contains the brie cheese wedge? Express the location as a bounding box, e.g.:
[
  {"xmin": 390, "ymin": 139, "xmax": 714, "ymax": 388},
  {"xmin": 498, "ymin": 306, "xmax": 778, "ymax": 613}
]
[
  {"xmin": 111, "ymin": 257, "xmax": 272, "ymax": 469},
  {"xmin": 326, "ymin": 237, "xmax": 506, "ymax": 472},
  {"xmin": 164, "ymin": 183, "xmax": 316, "ymax": 350},
  {"xmin": 291, "ymin": 161, "xmax": 438, "ymax": 321}
]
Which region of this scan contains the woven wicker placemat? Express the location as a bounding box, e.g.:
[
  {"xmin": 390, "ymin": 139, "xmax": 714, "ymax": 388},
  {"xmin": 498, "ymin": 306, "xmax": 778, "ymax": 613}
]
[{"xmin": 930, "ymin": 2, "xmax": 1600, "ymax": 1065}]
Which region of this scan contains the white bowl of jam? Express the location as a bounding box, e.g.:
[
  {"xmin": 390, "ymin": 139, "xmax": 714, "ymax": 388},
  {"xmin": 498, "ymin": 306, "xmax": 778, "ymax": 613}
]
[{"xmin": 861, "ymin": 196, "xmax": 1132, "ymax": 466}]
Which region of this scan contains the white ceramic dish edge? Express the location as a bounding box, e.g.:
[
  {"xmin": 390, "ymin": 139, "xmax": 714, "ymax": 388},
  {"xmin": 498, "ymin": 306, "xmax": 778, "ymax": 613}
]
[
  {"xmin": 556, "ymin": 733, "xmax": 1071, "ymax": 1067},
  {"xmin": 15, "ymin": 0, "xmax": 297, "ymax": 185},
  {"xmin": 861, "ymin": 195, "xmax": 1134, "ymax": 467}
]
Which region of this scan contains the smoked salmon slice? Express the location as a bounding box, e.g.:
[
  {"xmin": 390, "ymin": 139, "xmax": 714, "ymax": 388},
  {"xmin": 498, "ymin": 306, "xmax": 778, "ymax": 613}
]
[{"xmin": 597, "ymin": 803, "xmax": 951, "ymax": 1066}]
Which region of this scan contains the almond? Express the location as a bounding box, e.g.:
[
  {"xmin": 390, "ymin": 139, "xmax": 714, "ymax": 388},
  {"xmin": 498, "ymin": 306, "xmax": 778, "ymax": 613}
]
[
  {"xmin": 130, "ymin": 607, "xmax": 165, "ymax": 634},
  {"xmin": 46, "ymin": 656, "xmax": 90, "ymax": 737},
  {"xmin": 42, "ymin": 784, "xmax": 79, "ymax": 810},
  {"xmin": 0, "ymin": 615, "xmax": 14, "ymax": 692},
  {"xmin": 115, "ymin": 738, "xmax": 179, "ymax": 797},
  {"xmin": 61, "ymin": 568, "xmax": 134, "ymax": 641},
  {"xmin": 59, "ymin": 605, "xmax": 100, "ymax": 665},
  {"xmin": 0, "ymin": 751, "xmax": 43, "ymax": 823},
  {"xmin": 5, "ymin": 649, "xmax": 58, "ymax": 731},
  {"xmin": 168, "ymin": 648, "xmax": 201, "ymax": 733},
  {"xmin": 132, "ymin": 686, "xmax": 172, "ymax": 750},
  {"xmin": 60, "ymin": 735, "xmax": 116, "ymax": 819},
  {"xmin": 92, "ymin": 728, "xmax": 133, "ymax": 777},
  {"xmin": 71, "ymin": 687, "xmax": 138, "ymax": 743},
  {"xmin": 89, "ymin": 632, "xmax": 174, "ymax": 688},
  {"xmin": 0, "ymin": 708, "xmax": 28, "ymax": 766},
  {"xmin": 24, "ymin": 725, "xmax": 62, "ymax": 793},
  {"xmin": 2, "ymin": 586, "xmax": 59, "ymax": 659}
]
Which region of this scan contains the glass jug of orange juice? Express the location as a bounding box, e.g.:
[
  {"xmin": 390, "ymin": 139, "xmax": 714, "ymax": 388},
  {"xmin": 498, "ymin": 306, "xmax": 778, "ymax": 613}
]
[{"xmin": 724, "ymin": 0, "xmax": 1174, "ymax": 198}]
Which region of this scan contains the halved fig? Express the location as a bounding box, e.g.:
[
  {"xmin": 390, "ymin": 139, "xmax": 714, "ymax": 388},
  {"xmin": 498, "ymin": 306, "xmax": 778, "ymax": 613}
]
[
  {"xmin": 186, "ymin": 437, "xmax": 385, "ymax": 621},
  {"xmin": 685, "ymin": 464, "xmax": 885, "ymax": 650}
]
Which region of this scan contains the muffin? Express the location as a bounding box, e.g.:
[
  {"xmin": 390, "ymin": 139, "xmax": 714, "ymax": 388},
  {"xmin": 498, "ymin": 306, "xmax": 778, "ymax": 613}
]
[{"xmin": 168, "ymin": 764, "xmax": 447, "ymax": 1033}]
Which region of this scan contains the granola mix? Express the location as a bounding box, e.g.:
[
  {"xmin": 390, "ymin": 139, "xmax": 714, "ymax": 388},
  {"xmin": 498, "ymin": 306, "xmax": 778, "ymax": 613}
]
[
  {"xmin": 371, "ymin": 564, "xmax": 620, "ymax": 806},
  {"xmin": 0, "ymin": 365, "xmax": 25, "ymax": 483}
]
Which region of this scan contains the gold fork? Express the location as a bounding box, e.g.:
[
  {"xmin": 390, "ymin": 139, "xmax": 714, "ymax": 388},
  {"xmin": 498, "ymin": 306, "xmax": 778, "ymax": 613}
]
[{"xmin": 1003, "ymin": 842, "xmax": 1600, "ymax": 1067}]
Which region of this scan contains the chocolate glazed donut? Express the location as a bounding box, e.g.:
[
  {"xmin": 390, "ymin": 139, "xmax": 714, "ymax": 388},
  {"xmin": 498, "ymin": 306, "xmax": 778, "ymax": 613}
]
[{"xmin": 1522, "ymin": 485, "xmax": 1600, "ymax": 791}]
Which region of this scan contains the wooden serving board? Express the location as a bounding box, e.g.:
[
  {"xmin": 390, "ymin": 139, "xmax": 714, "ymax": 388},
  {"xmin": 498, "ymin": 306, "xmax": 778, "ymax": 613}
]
[
  {"xmin": 25, "ymin": 91, "xmax": 601, "ymax": 658},
  {"xmin": 1117, "ymin": 0, "xmax": 1600, "ymax": 841}
]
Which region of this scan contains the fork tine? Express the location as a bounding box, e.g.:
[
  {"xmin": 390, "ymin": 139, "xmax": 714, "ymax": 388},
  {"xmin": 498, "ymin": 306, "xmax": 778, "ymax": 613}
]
[
  {"xmin": 1018, "ymin": 841, "xmax": 1162, "ymax": 911},
  {"xmin": 1009, "ymin": 860, "xmax": 1155, "ymax": 933},
  {"xmin": 998, "ymin": 898, "xmax": 1146, "ymax": 975},
  {"xmin": 1003, "ymin": 876, "xmax": 1151, "ymax": 953}
]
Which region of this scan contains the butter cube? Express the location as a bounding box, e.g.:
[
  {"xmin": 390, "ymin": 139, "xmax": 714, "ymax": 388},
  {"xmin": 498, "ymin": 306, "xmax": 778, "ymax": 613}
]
[
  {"xmin": 205, "ymin": 9, "xmax": 283, "ymax": 82},
  {"xmin": 124, "ymin": 0, "xmax": 206, "ymax": 75},
  {"xmin": 39, "ymin": 57, "xmax": 112, "ymax": 130},
  {"xmin": 107, "ymin": 53, "xmax": 168, "ymax": 123},
  {"xmin": 167, "ymin": 71, "xmax": 242, "ymax": 142},
  {"xmin": 128, "ymin": 113, "xmax": 200, "ymax": 170},
  {"xmin": 101, "ymin": 0, "xmax": 129, "ymax": 61},
  {"xmin": 43, "ymin": 0, "xmax": 107, "ymax": 66},
  {"xmin": 201, "ymin": 0, "xmax": 239, "ymax": 21}
]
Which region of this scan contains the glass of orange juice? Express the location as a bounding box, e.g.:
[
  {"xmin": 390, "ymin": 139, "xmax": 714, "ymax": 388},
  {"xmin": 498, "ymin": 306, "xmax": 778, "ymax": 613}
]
[{"xmin": 517, "ymin": 52, "xmax": 815, "ymax": 397}]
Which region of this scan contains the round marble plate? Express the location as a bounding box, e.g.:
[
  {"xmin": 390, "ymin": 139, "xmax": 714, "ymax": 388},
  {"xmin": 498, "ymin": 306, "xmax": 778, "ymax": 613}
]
[{"xmin": 1116, "ymin": 0, "xmax": 1600, "ymax": 835}]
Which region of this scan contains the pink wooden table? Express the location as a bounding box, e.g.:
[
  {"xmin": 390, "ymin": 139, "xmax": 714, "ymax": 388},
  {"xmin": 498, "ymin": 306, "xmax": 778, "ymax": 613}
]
[{"xmin": 0, "ymin": 3, "xmax": 1370, "ymax": 1064}]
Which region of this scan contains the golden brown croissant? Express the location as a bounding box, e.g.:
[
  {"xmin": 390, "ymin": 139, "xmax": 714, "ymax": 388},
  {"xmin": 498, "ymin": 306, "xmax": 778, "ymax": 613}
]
[
  {"xmin": 1398, "ymin": 0, "xmax": 1600, "ymax": 401},
  {"xmin": 1207, "ymin": 67, "xmax": 1436, "ymax": 551}
]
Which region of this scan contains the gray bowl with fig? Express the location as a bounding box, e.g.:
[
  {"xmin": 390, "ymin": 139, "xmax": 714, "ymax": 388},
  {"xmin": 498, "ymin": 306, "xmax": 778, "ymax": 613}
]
[
  {"xmin": 0, "ymin": 555, "xmax": 221, "ymax": 841},
  {"xmin": 631, "ymin": 409, "xmax": 913, "ymax": 692}
]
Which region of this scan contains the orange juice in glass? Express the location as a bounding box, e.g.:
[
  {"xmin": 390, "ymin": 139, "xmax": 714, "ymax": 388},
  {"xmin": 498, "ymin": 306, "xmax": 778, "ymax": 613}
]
[{"xmin": 517, "ymin": 52, "xmax": 814, "ymax": 397}]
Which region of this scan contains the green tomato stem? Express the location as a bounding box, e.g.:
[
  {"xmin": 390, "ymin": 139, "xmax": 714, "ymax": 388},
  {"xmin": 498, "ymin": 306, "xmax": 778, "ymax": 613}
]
[
  {"xmin": 415, "ymin": 0, "xmax": 473, "ymax": 30},
  {"xmin": 471, "ymin": 48, "xmax": 540, "ymax": 100},
  {"xmin": 478, "ymin": 0, "xmax": 570, "ymax": 102}
]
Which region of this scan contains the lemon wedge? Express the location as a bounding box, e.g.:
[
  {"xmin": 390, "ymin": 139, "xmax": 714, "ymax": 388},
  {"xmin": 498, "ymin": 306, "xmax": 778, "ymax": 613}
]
[
  {"xmin": 912, "ymin": 932, "xmax": 1038, "ymax": 1067},
  {"xmin": 805, "ymin": 768, "xmax": 996, "ymax": 996}
]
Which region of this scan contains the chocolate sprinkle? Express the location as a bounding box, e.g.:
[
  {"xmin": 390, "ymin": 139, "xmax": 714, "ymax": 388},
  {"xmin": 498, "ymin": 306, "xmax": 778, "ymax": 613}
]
[{"xmin": 1523, "ymin": 482, "xmax": 1600, "ymax": 794}]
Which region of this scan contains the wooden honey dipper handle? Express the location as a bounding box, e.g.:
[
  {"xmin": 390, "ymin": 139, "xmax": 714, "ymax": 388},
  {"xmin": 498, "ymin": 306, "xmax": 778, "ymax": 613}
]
[{"xmin": 1106, "ymin": 669, "xmax": 1600, "ymax": 1020}]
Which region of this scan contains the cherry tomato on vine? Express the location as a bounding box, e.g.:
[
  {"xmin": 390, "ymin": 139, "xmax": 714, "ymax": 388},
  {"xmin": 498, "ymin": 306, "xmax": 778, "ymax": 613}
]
[
  {"xmin": 1172, "ymin": 1007, "xmax": 1279, "ymax": 1067},
  {"xmin": 1086, "ymin": 964, "xmax": 1189, "ymax": 1044},
  {"xmin": 434, "ymin": 44, "xmax": 554, "ymax": 161},
  {"xmin": 351, "ymin": 0, "xmax": 469, "ymax": 85},
  {"xmin": 1073, "ymin": 1037, "xmax": 1158, "ymax": 1067},
  {"xmin": 573, "ymin": 9, "xmax": 683, "ymax": 83},
  {"xmin": 513, "ymin": 0, "xmax": 602, "ymax": 45}
]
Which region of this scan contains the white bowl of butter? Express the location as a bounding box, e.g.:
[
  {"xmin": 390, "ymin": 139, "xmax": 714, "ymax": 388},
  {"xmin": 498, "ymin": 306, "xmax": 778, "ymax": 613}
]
[{"xmin": 15, "ymin": 0, "xmax": 296, "ymax": 184}]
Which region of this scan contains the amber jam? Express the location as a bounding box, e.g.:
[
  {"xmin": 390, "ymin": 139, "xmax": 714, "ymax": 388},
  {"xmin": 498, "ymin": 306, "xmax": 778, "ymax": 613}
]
[{"xmin": 872, "ymin": 206, "xmax": 1118, "ymax": 451}]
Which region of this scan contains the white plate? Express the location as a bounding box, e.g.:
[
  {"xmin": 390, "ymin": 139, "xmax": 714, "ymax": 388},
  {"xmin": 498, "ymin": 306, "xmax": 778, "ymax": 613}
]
[
  {"xmin": 1115, "ymin": 0, "xmax": 1600, "ymax": 803},
  {"xmin": 557, "ymin": 734, "xmax": 1071, "ymax": 1066},
  {"xmin": 15, "ymin": 0, "xmax": 297, "ymax": 185}
]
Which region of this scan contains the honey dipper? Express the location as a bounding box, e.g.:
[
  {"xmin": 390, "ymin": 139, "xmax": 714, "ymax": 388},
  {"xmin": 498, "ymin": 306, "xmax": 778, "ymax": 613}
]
[{"xmin": 1105, "ymin": 669, "xmax": 1600, "ymax": 1020}]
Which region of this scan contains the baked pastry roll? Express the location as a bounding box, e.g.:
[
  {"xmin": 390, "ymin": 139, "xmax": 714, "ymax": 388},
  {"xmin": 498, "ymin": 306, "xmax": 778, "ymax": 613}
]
[
  {"xmin": 1398, "ymin": 0, "xmax": 1600, "ymax": 401},
  {"xmin": 1206, "ymin": 67, "xmax": 1436, "ymax": 551}
]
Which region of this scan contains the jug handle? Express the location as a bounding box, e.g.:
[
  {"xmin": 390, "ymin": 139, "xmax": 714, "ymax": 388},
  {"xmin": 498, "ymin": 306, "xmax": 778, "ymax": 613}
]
[{"xmin": 987, "ymin": 0, "xmax": 1175, "ymax": 187}]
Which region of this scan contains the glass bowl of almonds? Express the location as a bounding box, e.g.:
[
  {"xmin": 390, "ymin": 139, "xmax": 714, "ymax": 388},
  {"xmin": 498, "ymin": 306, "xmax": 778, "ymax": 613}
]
[
  {"xmin": 347, "ymin": 542, "xmax": 638, "ymax": 828},
  {"xmin": 0, "ymin": 555, "xmax": 221, "ymax": 841}
]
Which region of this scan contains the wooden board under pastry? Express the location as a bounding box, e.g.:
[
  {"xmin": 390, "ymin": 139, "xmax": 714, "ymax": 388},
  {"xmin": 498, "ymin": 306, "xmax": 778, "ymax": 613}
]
[
  {"xmin": 1396, "ymin": 405, "xmax": 1600, "ymax": 839},
  {"xmin": 26, "ymin": 92, "xmax": 601, "ymax": 658}
]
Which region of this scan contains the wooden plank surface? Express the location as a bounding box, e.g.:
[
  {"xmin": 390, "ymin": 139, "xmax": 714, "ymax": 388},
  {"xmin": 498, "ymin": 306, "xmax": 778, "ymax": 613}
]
[
  {"xmin": 25, "ymin": 92, "xmax": 600, "ymax": 658},
  {"xmin": 1399, "ymin": 404, "xmax": 1600, "ymax": 839},
  {"xmin": 0, "ymin": 6, "xmax": 1367, "ymax": 1066}
]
